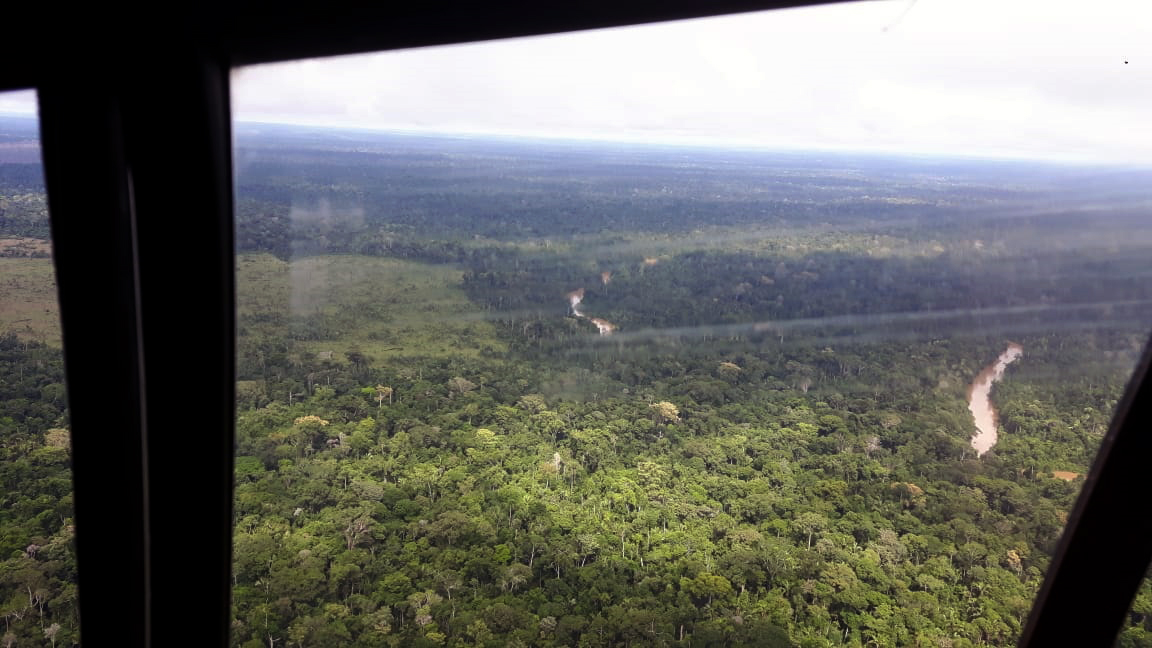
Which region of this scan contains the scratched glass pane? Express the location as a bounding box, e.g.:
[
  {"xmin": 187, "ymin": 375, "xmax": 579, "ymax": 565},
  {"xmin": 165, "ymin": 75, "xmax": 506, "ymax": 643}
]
[{"xmin": 229, "ymin": 2, "xmax": 1152, "ymax": 645}]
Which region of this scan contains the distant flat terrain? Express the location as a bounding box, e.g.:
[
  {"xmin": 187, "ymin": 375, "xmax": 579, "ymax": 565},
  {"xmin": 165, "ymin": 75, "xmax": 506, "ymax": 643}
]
[
  {"xmin": 237, "ymin": 253, "xmax": 506, "ymax": 365},
  {"xmin": 0, "ymin": 257, "xmax": 60, "ymax": 345},
  {"xmin": 0, "ymin": 252, "xmax": 509, "ymax": 360}
]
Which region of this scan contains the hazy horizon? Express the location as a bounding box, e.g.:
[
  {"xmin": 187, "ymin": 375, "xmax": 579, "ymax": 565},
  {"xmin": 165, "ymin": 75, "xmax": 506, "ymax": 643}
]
[
  {"xmin": 228, "ymin": 118, "xmax": 1149, "ymax": 168},
  {"xmin": 6, "ymin": 0, "xmax": 1152, "ymax": 164},
  {"xmin": 232, "ymin": 0, "xmax": 1152, "ymax": 164}
]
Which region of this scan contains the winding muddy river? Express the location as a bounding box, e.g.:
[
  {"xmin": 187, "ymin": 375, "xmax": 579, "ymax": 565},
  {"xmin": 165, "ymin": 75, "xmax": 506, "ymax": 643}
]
[
  {"xmin": 565, "ymin": 288, "xmax": 616, "ymax": 335},
  {"xmin": 968, "ymin": 343, "xmax": 1023, "ymax": 456}
]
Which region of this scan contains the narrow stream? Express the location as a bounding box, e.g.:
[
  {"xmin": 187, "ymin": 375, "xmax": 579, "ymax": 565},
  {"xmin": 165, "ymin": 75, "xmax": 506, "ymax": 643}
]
[
  {"xmin": 565, "ymin": 288, "xmax": 616, "ymax": 335},
  {"xmin": 968, "ymin": 343, "xmax": 1023, "ymax": 456}
]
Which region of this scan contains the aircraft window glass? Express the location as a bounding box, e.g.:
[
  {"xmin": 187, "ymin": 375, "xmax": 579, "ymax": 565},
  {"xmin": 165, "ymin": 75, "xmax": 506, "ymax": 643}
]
[
  {"xmin": 0, "ymin": 90, "xmax": 79, "ymax": 647},
  {"xmin": 230, "ymin": 2, "xmax": 1152, "ymax": 644}
]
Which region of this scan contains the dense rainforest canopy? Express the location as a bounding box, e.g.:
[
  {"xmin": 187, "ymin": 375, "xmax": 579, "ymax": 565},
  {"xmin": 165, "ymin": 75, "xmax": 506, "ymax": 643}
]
[{"xmin": 3, "ymin": 122, "xmax": 1152, "ymax": 646}]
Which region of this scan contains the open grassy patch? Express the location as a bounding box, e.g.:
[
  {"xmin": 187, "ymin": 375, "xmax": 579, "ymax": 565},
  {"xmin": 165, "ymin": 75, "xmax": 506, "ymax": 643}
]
[
  {"xmin": 0, "ymin": 257, "xmax": 61, "ymax": 345},
  {"xmin": 0, "ymin": 237, "xmax": 51, "ymax": 257},
  {"xmin": 237, "ymin": 253, "xmax": 505, "ymax": 364}
]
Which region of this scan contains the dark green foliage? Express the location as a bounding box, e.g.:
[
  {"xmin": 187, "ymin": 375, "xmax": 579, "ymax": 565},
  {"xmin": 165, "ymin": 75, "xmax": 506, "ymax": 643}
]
[
  {"xmin": 6, "ymin": 128, "xmax": 1152, "ymax": 646},
  {"xmin": 0, "ymin": 335, "xmax": 77, "ymax": 646},
  {"xmin": 221, "ymin": 133, "xmax": 1152, "ymax": 647},
  {"xmin": 226, "ymin": 319, "xmax": 1136, "ymax": 646}
]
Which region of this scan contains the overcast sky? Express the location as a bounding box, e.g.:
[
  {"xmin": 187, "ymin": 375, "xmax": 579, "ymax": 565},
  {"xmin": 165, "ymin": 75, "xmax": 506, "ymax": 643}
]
[
  {"xmin": 4, "ymin": 0, "xmax": 1151, "ymax": 162},
  {"xmin": 231, "ymin": 0, "xmax": 1152, "ymax": 162}
]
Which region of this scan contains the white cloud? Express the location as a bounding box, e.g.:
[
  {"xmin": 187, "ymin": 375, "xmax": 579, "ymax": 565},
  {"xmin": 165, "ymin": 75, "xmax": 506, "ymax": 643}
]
[
  {"xmin": 6, "ymin": 3, "xmax": 1148, "ymax": 161},
  {"xmin": 0, "ymin": 90, "xmax": 37, "ymax": 116}
]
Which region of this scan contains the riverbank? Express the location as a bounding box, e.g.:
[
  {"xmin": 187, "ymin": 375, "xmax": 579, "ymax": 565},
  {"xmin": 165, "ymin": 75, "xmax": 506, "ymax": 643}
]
[{"xmin": 969, "ymin": 343, "xmax": 1023, "ymax": 456}]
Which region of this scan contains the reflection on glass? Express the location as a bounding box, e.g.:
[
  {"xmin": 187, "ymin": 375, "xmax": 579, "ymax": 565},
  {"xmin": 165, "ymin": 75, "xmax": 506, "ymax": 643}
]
[
  {"xmin": 0, "ymin": 91, "xmax": 79, "ymax": 646},
  {"xmin": 231, "ymin": 2, "xmax": 1152, "ymax": 645}
]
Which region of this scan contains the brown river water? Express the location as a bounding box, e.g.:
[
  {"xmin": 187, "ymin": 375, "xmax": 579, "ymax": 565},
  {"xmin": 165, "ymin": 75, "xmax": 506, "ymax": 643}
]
[
  {"xmin": 565, "ymin": 288, "xmax": 616, "ymax": 335},
  {"xmin": 968, "ymin": 343, "xmax": 1023, "ymax": 456}
]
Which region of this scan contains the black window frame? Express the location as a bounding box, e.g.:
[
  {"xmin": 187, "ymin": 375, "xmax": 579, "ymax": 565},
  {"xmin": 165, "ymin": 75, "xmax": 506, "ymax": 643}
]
[{"xmin": 5, "ymin": 1, "xmax": 1152, "ymax": 645}]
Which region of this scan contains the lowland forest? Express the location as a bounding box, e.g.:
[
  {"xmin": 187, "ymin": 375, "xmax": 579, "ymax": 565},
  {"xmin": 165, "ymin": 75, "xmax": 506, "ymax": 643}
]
[{"xmin": 4, "ymin": 116, "xmax": 1152, "ymax": 646}]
